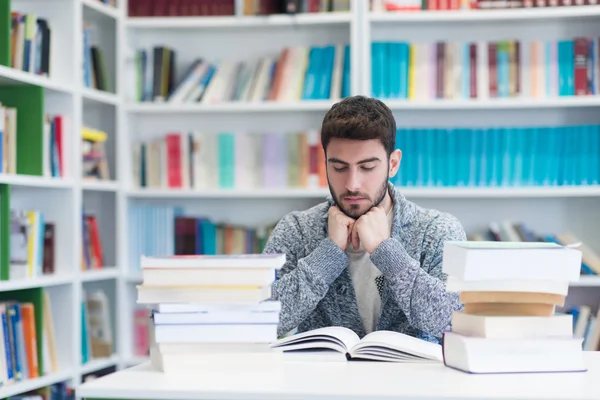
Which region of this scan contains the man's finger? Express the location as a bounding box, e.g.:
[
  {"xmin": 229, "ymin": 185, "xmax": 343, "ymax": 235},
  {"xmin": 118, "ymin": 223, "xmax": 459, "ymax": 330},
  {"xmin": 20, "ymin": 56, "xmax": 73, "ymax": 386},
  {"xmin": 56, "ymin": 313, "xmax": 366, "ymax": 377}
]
[{"xmin": 352, "ymin": 224, "xmax": 360, "ymax": 250}]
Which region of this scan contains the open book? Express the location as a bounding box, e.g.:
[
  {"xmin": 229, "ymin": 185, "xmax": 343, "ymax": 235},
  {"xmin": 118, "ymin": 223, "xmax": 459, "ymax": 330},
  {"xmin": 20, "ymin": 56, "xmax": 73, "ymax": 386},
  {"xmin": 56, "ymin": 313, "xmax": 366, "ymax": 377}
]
[{"xmin": 270, "ymin": 327, "xmax": 443, "ymax": 363}]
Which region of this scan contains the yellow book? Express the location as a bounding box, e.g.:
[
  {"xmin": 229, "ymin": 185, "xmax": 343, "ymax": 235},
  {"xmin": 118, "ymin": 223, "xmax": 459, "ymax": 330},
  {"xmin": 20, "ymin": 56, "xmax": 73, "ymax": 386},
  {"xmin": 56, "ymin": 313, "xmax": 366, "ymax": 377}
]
[{"xmin": 408, "ymin": 44, "xmax": 416, "ymax": 100}]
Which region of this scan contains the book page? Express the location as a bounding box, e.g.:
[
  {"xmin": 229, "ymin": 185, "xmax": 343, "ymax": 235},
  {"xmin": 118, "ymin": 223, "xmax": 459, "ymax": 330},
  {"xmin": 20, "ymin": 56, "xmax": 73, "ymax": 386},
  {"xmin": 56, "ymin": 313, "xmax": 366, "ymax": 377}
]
[
  {"xmin": 351, "ymin": 331, "xmax": 443, "ymax": 361},
  {"xmin": 270, "ymin": 327, "xmax": 360, "ymax": 352}
]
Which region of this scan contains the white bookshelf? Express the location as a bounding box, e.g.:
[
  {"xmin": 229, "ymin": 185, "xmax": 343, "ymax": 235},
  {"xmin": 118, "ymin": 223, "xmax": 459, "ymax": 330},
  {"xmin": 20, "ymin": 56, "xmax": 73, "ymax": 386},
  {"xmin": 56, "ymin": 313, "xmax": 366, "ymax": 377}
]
[
  {"xmin": 4, "ymin": 1, "xmax": 600, "ymax": 397},
  {"xmin": 116, "ymin": 0, "xmax": 600, "ymax": 370},
  {"xmin": 0, "ymin": 0, "xmax": 124, "ymax": 396}
]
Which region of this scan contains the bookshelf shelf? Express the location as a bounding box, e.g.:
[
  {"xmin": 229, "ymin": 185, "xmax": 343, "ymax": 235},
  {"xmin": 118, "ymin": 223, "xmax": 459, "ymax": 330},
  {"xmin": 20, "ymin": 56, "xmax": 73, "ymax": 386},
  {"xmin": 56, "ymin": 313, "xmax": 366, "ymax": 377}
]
[
  {"xmin": 0, "ymin": 275, "xmax": 74, "ymax": 292},
  {"xmin": 569, "ymin": 276, "xmax": 600, "ymax": 287},
  {"xmin": 0, "ymin": 66, "xmax": 73, "ymax": 95},
  {"xmin": 127, "ymin": 188, "xmax": 330, "ymax": 199},
  {"xmin": 81, "ymin": 268, "xmax": 120, "ymax": 282},
  {"xmin": 369, "ymin": 6, "xmax": 600, "ymax": 23},
  {"xmin": 383, "ymin": 97, "xmax": 600, "ymax": 110},
  {"xmin": 81, "ymin": 180, "xmax": 119, "ymax": 192},
  {"xmin": 0, "ymin": 369, "xmax": 75, "ymax": 399},
  {"xmin": 123, "ymin": 356, "xmax": 149, "ymax": 366},
  {"xmin": 0, "ymin": 174, "xmax": 73, "ymax": 188},
  {"xmin": 125, "ymin": 273, "xmax": 142, "ymax": 283},
  {"xmin": 80, "ymin": 354, "xmax": 119, "ymax": 375},
  {"xmin": 82, "ymin": 87, "xmax": 120, "ymax": 107},
  {"xmin": 125, "ymin": 101, "xmax": 336, "ymax": 114},
  {"xmin": 126, "ymin": 12, "xmax": 352, "ymax": 29},
  {"xmin": 81, "ymin": 0, "xmax": 121, "ymax": 20},
  {"xmin": 127, "ymin": 186, "xmax": 600, "ymax": 199}
]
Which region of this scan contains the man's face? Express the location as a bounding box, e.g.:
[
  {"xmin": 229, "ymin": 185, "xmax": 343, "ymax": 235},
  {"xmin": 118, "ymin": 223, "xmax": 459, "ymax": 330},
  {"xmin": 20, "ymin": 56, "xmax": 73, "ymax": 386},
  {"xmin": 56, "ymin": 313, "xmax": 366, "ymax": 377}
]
[{"xmin": 326, "ymin": 138, "xmax": 400, "ymax": 219}]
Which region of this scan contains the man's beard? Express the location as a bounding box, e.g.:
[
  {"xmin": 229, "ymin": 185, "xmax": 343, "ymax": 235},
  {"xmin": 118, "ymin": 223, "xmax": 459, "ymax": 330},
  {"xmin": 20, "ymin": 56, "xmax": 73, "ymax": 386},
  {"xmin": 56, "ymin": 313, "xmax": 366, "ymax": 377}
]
[{"xmin": 329, "ymin": 175, "xmax": 389, "ymax": 219}]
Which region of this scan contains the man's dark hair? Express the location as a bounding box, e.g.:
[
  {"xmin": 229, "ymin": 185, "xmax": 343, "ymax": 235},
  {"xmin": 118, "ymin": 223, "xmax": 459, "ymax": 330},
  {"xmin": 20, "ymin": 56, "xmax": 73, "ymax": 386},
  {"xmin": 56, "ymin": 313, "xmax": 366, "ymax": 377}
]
[{"xmin": 320, "ymin": 95, "xmax": 396, "ymax": 156}]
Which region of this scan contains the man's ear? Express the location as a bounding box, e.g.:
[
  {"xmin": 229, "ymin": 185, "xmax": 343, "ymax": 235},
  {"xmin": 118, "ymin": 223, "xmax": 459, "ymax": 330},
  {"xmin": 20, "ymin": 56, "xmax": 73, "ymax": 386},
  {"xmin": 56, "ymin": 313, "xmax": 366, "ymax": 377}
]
[{"xmin": 388, "ymin": 149, "xmax": 402, "ymax": 178}]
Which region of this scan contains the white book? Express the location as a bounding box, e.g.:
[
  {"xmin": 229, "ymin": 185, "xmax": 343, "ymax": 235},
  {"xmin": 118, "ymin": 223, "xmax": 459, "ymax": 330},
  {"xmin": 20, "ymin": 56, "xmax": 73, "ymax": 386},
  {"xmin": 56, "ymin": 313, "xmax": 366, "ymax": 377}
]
[
  {"xmin": 442, "ymin": 241, "xmax": 582, "ymax": 282},
  {"xmin": 445, "ymin": 275, "xmax": 570, "ymax": 296},
  {"xmin": 443, "ymin": 332, "xmax": 585, "ymax": 374},
  {"xmin": 140, "ymin": 253, "xmax": 285, "ymax": 269},
  {"xmin": 142, "ymin": 264, "xmax": 276, "ymax": 286},
  {"xmin": 153, "ymin": 310, "xmax": 279, "ymax": 325},
  {"xmin": 137, "ymin": 285, "xmax": 272, "ymax": 304},
  {"xmin": 151, "ymin": 301, "xmax": 281, "ymax": 314},
  {"xmin": 476, "ymin": 41, "xmax": 488, "ymax": 99},
  {"xmin": 154, "ymin": 323, "xmax": 278, "ymax": 343},
  {"xmin": 451, "ymin": 312, "xmax": 574, "ymax": 339},
  {"xmin": 271, "ymin": 327, "xmax": 443, "ymax": 363}
]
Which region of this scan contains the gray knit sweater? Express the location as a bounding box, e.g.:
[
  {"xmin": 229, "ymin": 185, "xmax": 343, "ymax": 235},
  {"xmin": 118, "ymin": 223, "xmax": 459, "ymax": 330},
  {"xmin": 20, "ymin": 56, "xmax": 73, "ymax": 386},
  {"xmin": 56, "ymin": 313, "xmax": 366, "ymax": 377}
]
[{"xmin": 263, "ymin": 182, "xmax": 466, "ymax": 342}]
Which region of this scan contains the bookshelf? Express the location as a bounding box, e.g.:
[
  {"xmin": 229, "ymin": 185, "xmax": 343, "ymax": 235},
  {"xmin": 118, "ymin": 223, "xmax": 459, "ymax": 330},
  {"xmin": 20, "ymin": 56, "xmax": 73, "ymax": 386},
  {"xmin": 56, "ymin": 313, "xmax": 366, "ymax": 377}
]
[
  {"xmin": 119, "ymin": 0, "xmax": 600, "ymax": 363},
  {"xmin": 0, "ymin": 0, "xmax": 123, "ymax": 397}
]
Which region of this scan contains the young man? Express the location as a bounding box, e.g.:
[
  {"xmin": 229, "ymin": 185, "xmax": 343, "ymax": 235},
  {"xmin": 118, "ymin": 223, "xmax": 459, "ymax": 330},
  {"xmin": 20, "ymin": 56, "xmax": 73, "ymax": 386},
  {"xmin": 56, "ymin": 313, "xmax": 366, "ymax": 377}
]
[{"xmin": 263, "ymin": 95, "xmax": 466, "ymax": 343}]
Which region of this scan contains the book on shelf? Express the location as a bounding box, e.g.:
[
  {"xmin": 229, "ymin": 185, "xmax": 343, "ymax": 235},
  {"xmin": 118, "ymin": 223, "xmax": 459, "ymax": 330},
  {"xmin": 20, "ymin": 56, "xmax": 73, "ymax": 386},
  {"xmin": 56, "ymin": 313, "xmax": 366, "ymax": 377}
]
[
  {"xmin": 371, "ymin": 0, "xmax": 599, "ymax": 11},
  {"xmin": 467, "ymin": 220, "xmax": 600, "ymax": 276},
  {"xmin": 128, "ymin": 0, "xmax": 235, "ymax": 17},
  {"xmin": 270, "ymin": 326, "xmax": 443, "ymax": 362},
  {"xmin": 81, "ymin": 289, "xmax": 113, "ymax": 364},
  {"xmin": 127, "ymin": 204, "xmax": 278, "ymax": 270},
  {"xmin": 0, "ymin": 104, "xmax": 17, "ymax": 174},
  {"xmin": 391, "ymin": 124, "xmax": 600, "ymax": 188},
  {"xmin": 132, "ymin": 130, "xmax": 327, "ymax": 190},
  {"xmin": 9, "ymin": 11, "xmax": 51, "ymax": 77},
  {"xmin": 126, "ymin": 43, "xmax": 350, "ymax": 104},
  {"xmin": 442, "ymin": 241, "xmax": 586, "ymax": 374},
  {"xmin": 372, "ymin": 37, "xmax": 600, "ymax": 101},
  {"xmin": 0, "ymin": 289, "xmax": 58, "ymax": 386},
  {"xmin": 127, "ymin": 0, "xmax": 350, "ymax": 17},
  {"xmin": 82, "ymin": 24, "xmax": 111, "ymax": 92},
  {"xmin": 82, "ymin": 126, "xmax": 110, "ymax": 181},
  {"xmin": 81, "ymin": 210, "xmax": 105, "ymax": 271},
  {"xmin": 9, "ymin": 209, "xmax": 55, "ymax": 280},
  {"xmin": 564, "ymin": 303, "xmax": 600, "ymax": 351},
  {"xmin": 0, "ymin": 87, "xmax": 67, "ymax": 178},
  {"xmin": 245, "ymin": 0, "xmax": 350, "ymax": 15}
]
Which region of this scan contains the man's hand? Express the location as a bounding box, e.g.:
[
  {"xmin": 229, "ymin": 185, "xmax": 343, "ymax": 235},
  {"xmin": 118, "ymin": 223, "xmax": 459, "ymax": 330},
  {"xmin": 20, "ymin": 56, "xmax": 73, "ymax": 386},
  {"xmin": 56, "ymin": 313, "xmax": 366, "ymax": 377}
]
[
  {"xmin": 328, "ymin": 206, "xmax": 356, "ymax": 251},
  {"xmin": 351, "ymin": 206, "xmax": 388, "ymax": 254}
]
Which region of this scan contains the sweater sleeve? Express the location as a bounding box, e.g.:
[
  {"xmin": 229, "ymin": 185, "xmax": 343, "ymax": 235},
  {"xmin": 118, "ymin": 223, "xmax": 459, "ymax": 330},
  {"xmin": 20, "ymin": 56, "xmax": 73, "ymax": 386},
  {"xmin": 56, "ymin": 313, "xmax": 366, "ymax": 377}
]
[
  {"xmin": 262, "ymin": 213, "xmax": 349, "ymax": 337},
  {"xmin": 369, "ymin": 214, "xmax": 466, "ymax": 339}
]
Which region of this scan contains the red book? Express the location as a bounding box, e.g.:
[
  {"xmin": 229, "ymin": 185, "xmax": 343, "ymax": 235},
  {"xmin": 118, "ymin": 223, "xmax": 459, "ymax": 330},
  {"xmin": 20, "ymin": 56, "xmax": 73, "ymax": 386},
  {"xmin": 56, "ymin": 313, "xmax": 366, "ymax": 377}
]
[
  {"xmin": 469, "ymin": 43, "xmax": 477, "ymax": 99},
  {"xmin": 574, "ymin": 37, "xmax": 589, "ymax": 96},
  {"xmin": 53, "ymin": 116, "xmax": 63, "ymax": 177},
  {"xmin": 166, "ymin": 134, "xmax": 182, "ymax": 188},
  {"xmin": 488, "ymin": 42, "xmax": 498, "ymax": 98}
]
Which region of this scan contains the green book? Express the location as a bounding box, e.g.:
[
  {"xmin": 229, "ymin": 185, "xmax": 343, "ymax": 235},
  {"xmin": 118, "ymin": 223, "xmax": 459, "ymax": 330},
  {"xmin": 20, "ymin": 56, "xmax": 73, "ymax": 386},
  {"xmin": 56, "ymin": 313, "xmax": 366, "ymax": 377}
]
[
  {"xmin": 0, "ymin": 86, "xmax": 45, "ymax": 176},
  {"xmin": 0, "ymin": 184, "xmax": 9, "ymax": 281},
  {"xmin": 0, "ymin": 0, "xmax": 10, "ymax": 67}
]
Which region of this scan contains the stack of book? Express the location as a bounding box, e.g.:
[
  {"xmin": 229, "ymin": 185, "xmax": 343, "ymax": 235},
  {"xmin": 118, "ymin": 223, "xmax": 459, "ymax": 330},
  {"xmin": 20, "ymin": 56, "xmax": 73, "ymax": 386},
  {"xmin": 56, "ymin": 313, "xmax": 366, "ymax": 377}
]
[
  {"xmin": 136, "ymin": 253, "xmax": 285, "ymax": 374},
  {"xmin": 441, "ymin": 241, "xmax": 586, "ymax": 374}
]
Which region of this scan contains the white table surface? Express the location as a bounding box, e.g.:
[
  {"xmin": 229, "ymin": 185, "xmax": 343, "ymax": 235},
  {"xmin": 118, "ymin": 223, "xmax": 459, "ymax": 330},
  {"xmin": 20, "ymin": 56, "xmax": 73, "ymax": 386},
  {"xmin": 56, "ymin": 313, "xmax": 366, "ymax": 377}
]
[{"xmin": 76, "ymin": 352, "xmax": 600, "ymax": 400}]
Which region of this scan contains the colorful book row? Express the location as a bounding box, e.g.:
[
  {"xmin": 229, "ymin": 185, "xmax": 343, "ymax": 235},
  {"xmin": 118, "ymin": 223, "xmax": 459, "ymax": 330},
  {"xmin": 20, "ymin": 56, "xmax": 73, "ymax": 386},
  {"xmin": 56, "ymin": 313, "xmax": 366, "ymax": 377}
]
[
  {"xmin": 392, "ymin": 125, "xmax": 600, "ymax": 188},
  {"xmin": 82, "ymin": 25, "xmax": 111, "ymax": 92},
  {"xmin": 10, "ymin": 209, "xmax": 55, "ymax": 280},
  {"xmin": 128, "ymin": 43, "xmax": 351, "ymax": 104},
  {"xmin": 372, "ymin": 37, "xmax": 600, "ymax": 100},
  {"xmin": 469, "ymin": 221, "xmax": 600, "ymax": 275},
  {"xmin": 9, "ymin": 11, "xmax": 51, "ymax": 77},
  {"xmin": 132, "ymin": 131, "xmax": 328, "ymax": 190},
  {"xmin": 127, "ymin": 204, "xmax": 274, "ymax": 270},
  {"xmin": 372, "ymin": 0, "xmax": 600, "ymax": 11}
]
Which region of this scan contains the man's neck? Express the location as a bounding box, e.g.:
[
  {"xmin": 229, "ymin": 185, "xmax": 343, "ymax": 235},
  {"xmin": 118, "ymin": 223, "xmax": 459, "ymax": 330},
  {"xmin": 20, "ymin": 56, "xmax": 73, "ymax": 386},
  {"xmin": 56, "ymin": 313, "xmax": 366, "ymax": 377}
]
[{"xmin": 379, "ymin": 191, "xmax": 393, "ymax": 214}]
